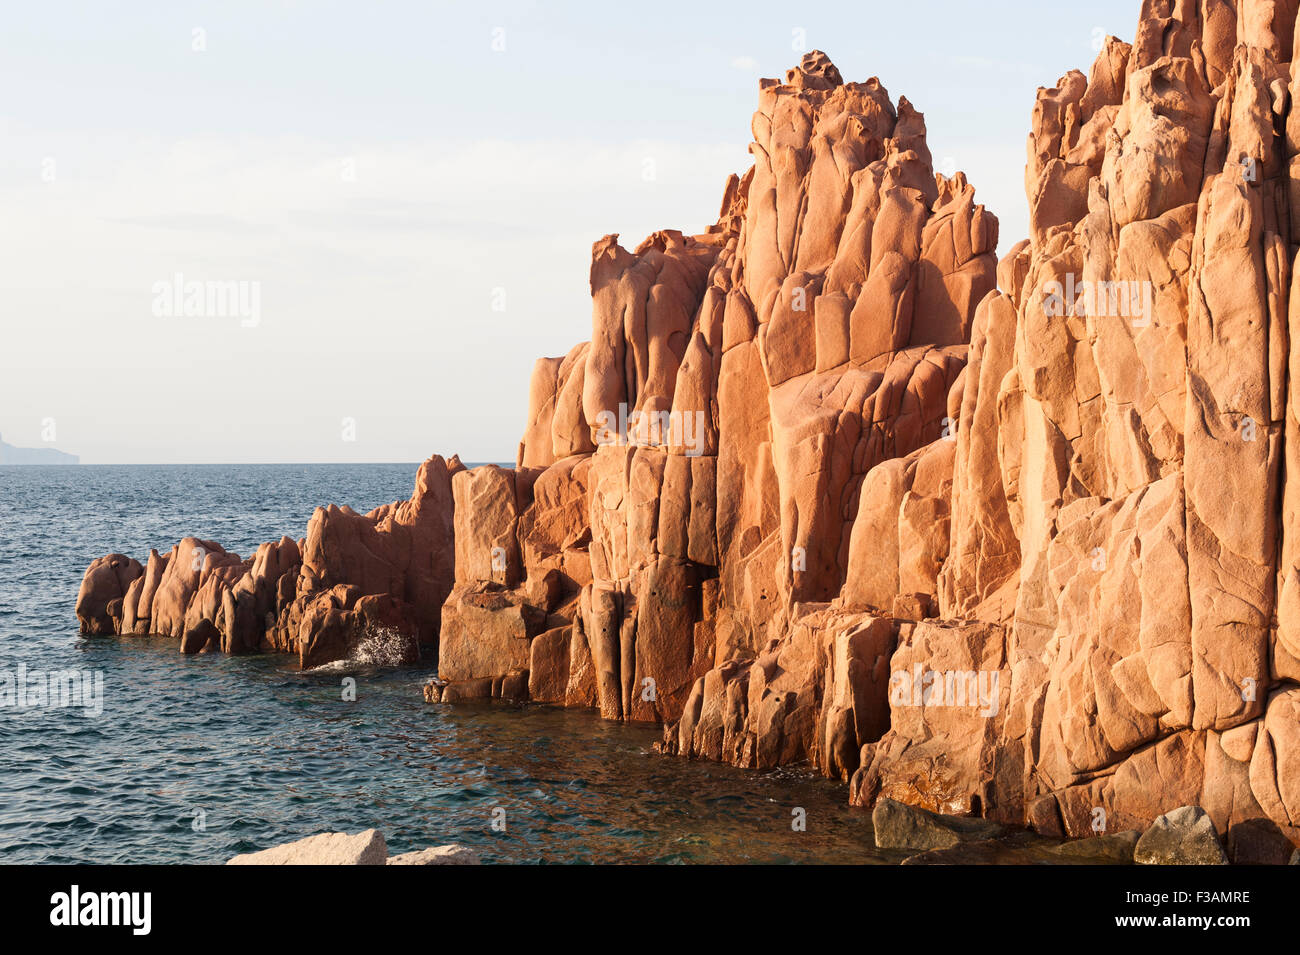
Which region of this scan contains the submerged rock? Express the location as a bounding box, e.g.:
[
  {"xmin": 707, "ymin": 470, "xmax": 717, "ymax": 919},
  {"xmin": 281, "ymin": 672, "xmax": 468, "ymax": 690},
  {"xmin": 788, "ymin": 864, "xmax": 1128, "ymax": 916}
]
[
  {"xmin": 388, "ymin": 846, "xmax": 481, "ymax": 865},
  {"xmin": 900, "ymin": 828, "xmax": 1141, "ymax": 865},
  {"xmin": 872, "ymin": 797, "xmax": 1003, "ymax": 851},
  {"xmin": 1048, "ymin": 830, "xmax": 1139, "ymax": 864}
]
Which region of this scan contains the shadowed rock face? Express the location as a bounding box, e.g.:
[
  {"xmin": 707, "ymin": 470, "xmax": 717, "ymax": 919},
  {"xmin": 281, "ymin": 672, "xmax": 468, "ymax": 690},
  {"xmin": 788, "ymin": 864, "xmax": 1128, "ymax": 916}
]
[{"xmin": 79, "ymin": 14, "xmax": 1300, "ymax": 852}]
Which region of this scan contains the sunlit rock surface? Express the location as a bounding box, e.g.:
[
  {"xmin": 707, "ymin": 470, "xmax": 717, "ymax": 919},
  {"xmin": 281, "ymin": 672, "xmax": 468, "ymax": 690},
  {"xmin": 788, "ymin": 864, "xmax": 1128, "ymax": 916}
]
[{"xmin": 81, "ymin": 7, "xmax": 1300, "ymax": 853}]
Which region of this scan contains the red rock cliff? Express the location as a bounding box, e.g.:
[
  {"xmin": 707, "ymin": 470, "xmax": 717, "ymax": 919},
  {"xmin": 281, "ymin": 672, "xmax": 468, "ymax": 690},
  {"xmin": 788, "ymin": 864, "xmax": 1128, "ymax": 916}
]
[{"xmin": 78, "ymin": 4, "xmax": 1300, "ymax": 851}]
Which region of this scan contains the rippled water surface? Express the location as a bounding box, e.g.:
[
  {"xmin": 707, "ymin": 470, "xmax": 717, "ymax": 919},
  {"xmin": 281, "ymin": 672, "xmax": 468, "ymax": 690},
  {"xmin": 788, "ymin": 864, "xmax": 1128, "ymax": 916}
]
[{"xmin": 0, "ymin": 464, "xmax": 897, "ymax": 864}]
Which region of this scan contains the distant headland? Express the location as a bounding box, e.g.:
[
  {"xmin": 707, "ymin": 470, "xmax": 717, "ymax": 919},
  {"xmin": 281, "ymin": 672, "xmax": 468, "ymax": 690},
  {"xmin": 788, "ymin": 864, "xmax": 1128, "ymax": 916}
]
[{"xmin": 0, "ymin": 434, "xmax": 79, "ymax": 465}]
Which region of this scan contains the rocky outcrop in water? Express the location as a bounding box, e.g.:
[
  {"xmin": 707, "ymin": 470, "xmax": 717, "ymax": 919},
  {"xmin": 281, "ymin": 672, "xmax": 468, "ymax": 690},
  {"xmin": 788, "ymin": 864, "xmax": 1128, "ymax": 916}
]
[
  {"xmin": 80, "ymin": 0, "xmax": 1300, "ymax": 855},
  {"xmin": 78, "ymin": 456, "xmax": 459, "ymax": 667}
]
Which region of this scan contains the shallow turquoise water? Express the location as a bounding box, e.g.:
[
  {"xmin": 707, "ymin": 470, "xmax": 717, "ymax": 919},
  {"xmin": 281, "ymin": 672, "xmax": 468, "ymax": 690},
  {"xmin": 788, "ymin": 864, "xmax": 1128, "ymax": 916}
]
[{"xmin": 0, "ymin": 464, "xmax": 896, "ymax": 864}]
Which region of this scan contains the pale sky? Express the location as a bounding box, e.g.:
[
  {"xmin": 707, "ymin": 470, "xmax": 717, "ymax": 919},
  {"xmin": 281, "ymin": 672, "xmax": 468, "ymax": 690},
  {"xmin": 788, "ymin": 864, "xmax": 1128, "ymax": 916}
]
[{"xmin": 0, "ymin": 0, "xmax": 1139, "ymax": 463}]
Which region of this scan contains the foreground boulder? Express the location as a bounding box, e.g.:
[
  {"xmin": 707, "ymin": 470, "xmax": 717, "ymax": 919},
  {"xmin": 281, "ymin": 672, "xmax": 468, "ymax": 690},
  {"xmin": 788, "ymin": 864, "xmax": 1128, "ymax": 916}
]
[
  {"xmin": 1134, "ymin": 807, "xmax": 1229, "ymax": 866},
  {"xmin": 227, "ymin": 829, "xmax": 388, "ymax": 865},
  {"xmin": 387, "ymin": 845, "xmax": 480, "ymax": 865},
  {"xmin": 226, "ymin": 829, "xmax": 480, "ymax": 865}
]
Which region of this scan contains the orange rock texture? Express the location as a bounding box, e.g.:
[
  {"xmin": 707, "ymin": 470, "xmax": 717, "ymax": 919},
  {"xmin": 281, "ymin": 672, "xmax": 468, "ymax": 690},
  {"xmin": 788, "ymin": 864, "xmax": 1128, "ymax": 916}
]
[{"xmin": 79, "ymin": 4, "xmax": 1300, "ymax": 847}]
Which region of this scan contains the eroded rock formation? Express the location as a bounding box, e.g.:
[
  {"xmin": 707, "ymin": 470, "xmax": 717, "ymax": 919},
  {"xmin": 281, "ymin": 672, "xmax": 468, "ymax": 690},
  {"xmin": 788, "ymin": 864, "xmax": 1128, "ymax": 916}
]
[
  {"xmin": 78, "ymin": 456, "xmax": 459, "ymax": 667},
  {"xmin": 80, "ymin": 3, "xmax": 1300, "ymax": 852}
]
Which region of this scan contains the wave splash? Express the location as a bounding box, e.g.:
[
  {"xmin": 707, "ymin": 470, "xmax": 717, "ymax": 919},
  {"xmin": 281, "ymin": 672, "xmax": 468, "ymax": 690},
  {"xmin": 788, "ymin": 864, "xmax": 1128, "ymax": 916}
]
[{"xmin": 307, "ymin": 624, "xmax": 418, "ymax": 672}]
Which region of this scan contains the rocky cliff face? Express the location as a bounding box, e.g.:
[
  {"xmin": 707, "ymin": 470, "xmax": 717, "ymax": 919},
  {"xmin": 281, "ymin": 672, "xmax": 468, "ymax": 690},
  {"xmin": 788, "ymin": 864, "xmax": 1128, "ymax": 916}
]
[{"xmin": 78, "ymin": 0, "xmax": 1300, "ymax": 849}]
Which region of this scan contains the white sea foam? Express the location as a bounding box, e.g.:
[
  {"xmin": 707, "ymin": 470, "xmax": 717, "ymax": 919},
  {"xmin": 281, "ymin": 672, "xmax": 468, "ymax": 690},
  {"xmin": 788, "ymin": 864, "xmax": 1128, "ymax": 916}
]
[{"xmin": 305, "ymin": 623, "xmax": 417, "ymax": 672}]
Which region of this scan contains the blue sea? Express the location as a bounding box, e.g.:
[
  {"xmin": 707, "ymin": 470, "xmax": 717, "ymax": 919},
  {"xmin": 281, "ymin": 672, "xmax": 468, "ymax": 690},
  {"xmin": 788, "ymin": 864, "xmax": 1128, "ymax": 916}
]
[{"xmin": 0, "ymin": 464, "xmax": 897, "ymax": 864}]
